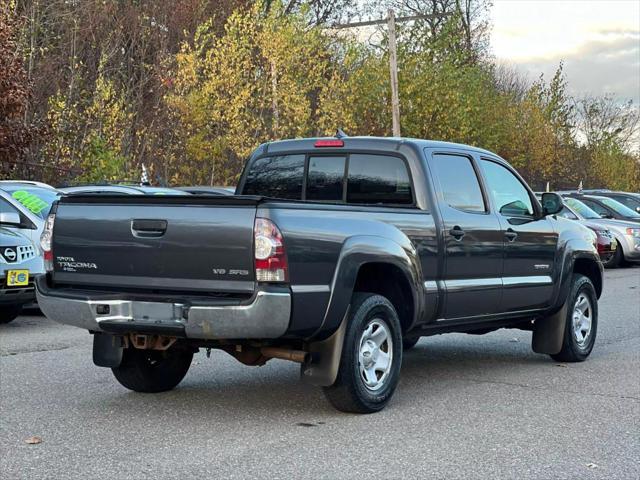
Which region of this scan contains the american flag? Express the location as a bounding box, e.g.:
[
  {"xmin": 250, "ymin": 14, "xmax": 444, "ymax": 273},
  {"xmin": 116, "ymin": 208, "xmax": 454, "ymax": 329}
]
[{"xmin": 141, "ymin": 164, "xmax": 149, "ymax": 185}]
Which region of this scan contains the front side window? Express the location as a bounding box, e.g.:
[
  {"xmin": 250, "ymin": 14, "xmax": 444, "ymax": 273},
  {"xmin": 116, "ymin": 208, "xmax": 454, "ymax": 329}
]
[
  {"xmin": 307, "ymin": 156, "xmax": 346, "ymax": 201},
  {"xmin": 243, "ymin": 155, "xmax": 305, "ymax": 199},
  {"xmin": 347, "ymin": 154, "xmax": 412, "ymax": 205},
  {"xmin": 480, "ymin": 160, "xmax": 534, "ymax": 216},
  {"xmin": 430, "ymin": 154, "xmax": 485, "ymax": 212}
]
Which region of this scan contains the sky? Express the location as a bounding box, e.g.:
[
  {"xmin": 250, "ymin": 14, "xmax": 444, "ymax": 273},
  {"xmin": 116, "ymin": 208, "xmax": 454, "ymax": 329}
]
[{"xmin": 491, "ymin": 0, "xmax": 640, "ymax": 103}]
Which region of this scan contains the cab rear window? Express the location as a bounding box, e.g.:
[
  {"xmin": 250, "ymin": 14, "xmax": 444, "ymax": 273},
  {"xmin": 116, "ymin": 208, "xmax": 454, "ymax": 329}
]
[
  {"xmin": 242, "ymin": 155, "xmax": 305, "ymax": 199},
  {"xmin": 242, "ymin": 153, "xmax": 413, "ymax": 206}
]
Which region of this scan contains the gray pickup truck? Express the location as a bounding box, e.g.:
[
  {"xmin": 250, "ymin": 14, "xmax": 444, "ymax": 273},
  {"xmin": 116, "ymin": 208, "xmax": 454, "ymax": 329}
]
[{"xmin": 36, "ymin": 137, "xmax": 603, "ymax": 413}]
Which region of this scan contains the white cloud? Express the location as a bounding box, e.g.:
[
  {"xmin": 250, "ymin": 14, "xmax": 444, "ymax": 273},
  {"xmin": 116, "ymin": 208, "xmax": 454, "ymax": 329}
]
[{"xmin": 492, "ymin": 0, "xmax": 640, "ymax": 102}]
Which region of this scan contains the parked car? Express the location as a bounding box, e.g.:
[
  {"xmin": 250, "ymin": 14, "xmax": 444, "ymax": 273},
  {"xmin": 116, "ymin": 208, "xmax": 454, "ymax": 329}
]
[
  {"xmin": 536, "ymin": 193, "xmax": 617, "ymax": 267},
  {"xmin": 562, "ymin": 197, "xmax": 640, "ymax": 267},
  {"xmin": 61, "ymin": 185, "xmax": 144, "ymax": 195},
  {"xmin": 0, "ymin": 181, "xmax": 61, "ymax": 240},
  {"xmin": 176, "ymin": 186, "xmax": 235, "ymax": 195},
  {"xmin": 61, "ymin": 184, "xmax": 189, "ymax": 195},
  {"xmin": 583, "ymin": 190, "xmax": 640, "ymax": 214},
  {"xmin": 36, "ymin": 137, "xmax": 602, "ymax": 413},
  {"xmin": 565, "ymin": 193, "xmax": 640, "ymax": 224},
  {"xmin": 0, "ymin": 227, "xmax": 42, "ymax": 323}
]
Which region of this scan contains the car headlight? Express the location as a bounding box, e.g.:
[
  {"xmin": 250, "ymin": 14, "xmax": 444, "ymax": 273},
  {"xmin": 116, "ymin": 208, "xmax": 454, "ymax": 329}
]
[{"xmin": 626, "ymin": 228, "xmax": 640, "ymax": 237}]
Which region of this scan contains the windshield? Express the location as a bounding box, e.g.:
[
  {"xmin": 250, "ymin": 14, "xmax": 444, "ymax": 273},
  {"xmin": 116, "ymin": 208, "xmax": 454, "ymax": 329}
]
[
  {"xmin": 597, "ymin": 197, "xmax": 640, "ymax": 218},
  {"xmin": 2, "ymin": 186, "xmax": 60, "ymax": 219},
  {"xmin": 610, "ymin": 195, "xmax": 640, "ymax": 211},
  {"xmin": 564, "ymin": 198, "xmax": 601, "ymax": 219}
]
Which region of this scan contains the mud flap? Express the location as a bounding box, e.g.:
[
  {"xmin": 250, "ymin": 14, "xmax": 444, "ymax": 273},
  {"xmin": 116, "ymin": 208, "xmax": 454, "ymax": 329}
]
[
  {"xmin": 93, "ymin": 332, "xmax": 123, "ymax": 368},
  {"xmin": 532, "ymin": 302, "xmax": 568, "ymax": 355},
  {"xmin": 300, "ymin": 311, "xmax": 349, "ymax": 387}
]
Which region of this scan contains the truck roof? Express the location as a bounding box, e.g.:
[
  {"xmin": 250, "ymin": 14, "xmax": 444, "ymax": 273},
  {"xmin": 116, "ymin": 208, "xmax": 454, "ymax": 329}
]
[{"xmin": 258, "ymin": 136, "xmax": 500, "ymax": 158}]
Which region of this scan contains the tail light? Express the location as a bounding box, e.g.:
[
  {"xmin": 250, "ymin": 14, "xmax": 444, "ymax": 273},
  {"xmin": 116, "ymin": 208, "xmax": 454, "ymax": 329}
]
[
  {"xmin": 254, "ymin": 218, "xmax": 288, "ymax": 282},
  {"xmin": 40, "ymin": 213, "xmax": 55, "ymax": 272}
]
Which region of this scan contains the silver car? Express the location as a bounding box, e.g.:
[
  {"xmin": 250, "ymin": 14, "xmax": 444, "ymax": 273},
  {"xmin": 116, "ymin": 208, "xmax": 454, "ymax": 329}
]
[
  {"xmin": 0, "ymin": 181, "xmax": 61, "ymax": 241},
  {"xmin": 563, "ymin": 197, "xmax": 640, "ymax": 267},
  {"xmin": 0, "ymin": 227, "xmax": 41, "ymax": 323}
]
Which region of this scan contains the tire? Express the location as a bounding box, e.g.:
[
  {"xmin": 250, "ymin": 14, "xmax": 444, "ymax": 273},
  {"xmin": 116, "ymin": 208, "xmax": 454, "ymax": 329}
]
[
  {"xmin": 0, "ymin": 305, "xmax": 22, "ymax": 324},
  {"xmin": 550, "ymin": 274, "xmax": 598, "ymax": 363},
  {"xmin": 112, "ymin": 346, "xmax": 193, "ymax": 393},
  {"xmin": 602, "ymin": 243, "xmax": 622, "ymax": 268},
  {"xmin": 323, "ymin": 293, "xmax": 403, "ymax": 413},
  {"xmin": 402, "ymin": 335, "xmax": 420, "ymax": 350}
]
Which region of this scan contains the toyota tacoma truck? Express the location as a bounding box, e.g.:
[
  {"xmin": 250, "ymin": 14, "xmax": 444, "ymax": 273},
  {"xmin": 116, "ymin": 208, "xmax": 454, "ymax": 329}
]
[{"xmin": 36, "ymin": 137, "xmax": 603, "ymax": 413}]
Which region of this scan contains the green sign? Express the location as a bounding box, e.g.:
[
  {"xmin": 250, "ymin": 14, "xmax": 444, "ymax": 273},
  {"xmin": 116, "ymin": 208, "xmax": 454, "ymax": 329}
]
[{"xmin": 11, "ymin": 190, "xmax": 49, "ymax": 215}]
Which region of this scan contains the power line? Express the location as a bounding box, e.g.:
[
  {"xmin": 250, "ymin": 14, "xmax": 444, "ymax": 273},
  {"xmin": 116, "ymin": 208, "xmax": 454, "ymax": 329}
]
[{"xmin": 331, "ymin": 11, "xmax": 452, "ymax": 137}]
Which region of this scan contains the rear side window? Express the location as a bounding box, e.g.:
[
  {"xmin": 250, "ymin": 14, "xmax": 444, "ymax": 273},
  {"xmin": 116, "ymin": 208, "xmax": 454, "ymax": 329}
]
[
  {"xmin": 307, "ymin": 156, "xmax": 346, "ymax": 201},
  {"xmin": 347, "ymin": 154, "xmax": 412, "ymax": 204},
  {"xmin": 430, "ymin": 154, "xmax": 485, "ymax": 212},
  {"xmin": 243, "ymin": 155, "xmax": 305, "ymax": 199}
]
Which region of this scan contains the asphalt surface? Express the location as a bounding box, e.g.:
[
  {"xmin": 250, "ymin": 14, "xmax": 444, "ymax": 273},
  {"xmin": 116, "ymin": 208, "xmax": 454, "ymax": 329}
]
[{"xmin": 1, "ymin": 267, "xmax": 639, "ymax": 479}]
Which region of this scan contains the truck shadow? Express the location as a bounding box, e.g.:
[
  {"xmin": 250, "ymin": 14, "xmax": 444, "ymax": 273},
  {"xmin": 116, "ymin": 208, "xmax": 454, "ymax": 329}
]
[{"xmin": 95, "ymin": 334, "xmax": 556, "ymax": 418}]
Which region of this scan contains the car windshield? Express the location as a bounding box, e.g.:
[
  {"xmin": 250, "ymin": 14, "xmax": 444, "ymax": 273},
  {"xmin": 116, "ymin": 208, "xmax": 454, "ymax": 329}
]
[
  {"xmin": 597, "ymin": 197, "xmax": 640, "ymax": 218},
  {"xmin": 2, "ymin": 186, "xmax": 60, "ymax": 219},
  {"xmin": 611, "ymin": 195, "xmax": 640, "ymax": 210},
  {"xmin": 564, "ymin": 198, "xmax": 601, "ymax": 219}
]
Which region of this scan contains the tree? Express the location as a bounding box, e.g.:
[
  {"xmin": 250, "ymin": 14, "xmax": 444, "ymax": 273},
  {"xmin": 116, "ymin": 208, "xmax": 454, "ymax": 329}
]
[
  {"xmin": 168, "ymin": 3, "xmax": 347, "ymax": 185},
  {"xmin": 0, "ymin": 3, "xmax": 34, "ymax": 178}
]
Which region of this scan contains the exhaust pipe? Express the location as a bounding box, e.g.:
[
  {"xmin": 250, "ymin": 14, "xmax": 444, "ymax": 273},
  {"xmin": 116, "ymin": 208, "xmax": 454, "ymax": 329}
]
[{"xmin": 260, "ymin": 347, "xmax": 309, "ymax": 364}]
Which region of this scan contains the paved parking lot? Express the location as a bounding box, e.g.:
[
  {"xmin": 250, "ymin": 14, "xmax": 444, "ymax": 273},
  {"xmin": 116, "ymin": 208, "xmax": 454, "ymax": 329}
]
[{"xmin": 1, "ymin": 267, "xmax": 639, "ymax": 479}]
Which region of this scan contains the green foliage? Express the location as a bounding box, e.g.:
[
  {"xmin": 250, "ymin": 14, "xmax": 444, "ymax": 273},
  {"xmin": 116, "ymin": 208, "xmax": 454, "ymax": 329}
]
[{"xmin": 10, "ymin": 0, "xmax": 639, "ymax": 191}]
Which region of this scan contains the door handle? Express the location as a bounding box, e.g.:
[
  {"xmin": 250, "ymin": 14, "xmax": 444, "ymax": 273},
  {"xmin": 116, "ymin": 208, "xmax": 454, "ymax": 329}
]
[
  {"xmin": 505, "ymin": 228, "xmax": 518, "ymax": 242},
  {"xmin": 131, "ymin": 219, "xmax": 168, "ymax": 238},
  {"xmin": 449, "ymin": 226, "xmax": 465, "ymax": 241}
]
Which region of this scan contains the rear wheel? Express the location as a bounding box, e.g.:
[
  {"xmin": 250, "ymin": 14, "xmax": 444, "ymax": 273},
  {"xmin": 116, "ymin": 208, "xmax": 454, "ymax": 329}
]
[
  {"xmin": 323, "ymin": 293, "xmax": 403, "ymax": 413},
  {"xmin": 602, "ymin": 243, "xmax": 622, "ymax": 268},
  {"xmin": 0, "ymin": 305, "xmax": 22, "ymax": 324},
  {"xmin": 112, "ymin": 346, "xmax": 193, "ymax": 393},
  {"xmin": 550, "ymin": 274, "xmax": 598, "ymax": 362}
]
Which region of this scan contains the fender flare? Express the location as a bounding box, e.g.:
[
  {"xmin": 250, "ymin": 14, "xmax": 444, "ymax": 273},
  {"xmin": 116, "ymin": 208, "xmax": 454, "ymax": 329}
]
[
  {"xmin": 301, "ymin": 235, "xmax": 421, "ymax": 386},
  {"xmin": 533, "ymin": 250, "xmax": 601, "ymax": 355}
]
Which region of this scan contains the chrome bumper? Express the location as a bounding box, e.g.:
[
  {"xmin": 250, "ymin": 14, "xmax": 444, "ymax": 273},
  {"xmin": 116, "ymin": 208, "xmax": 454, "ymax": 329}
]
[
  {"xmin": 35, "ymin": 280, "xmax": 291, "ymax": 339},
  {"xmin": 618, "ymin": 234, "xmax": 640, "ymax": 260}
]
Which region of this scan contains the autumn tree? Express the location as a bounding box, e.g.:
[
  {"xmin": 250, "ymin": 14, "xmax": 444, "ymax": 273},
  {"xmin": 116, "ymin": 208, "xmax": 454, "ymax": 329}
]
[
  {"xmin": 0, "ymin": 4, "xmax": 33, "ymax": 178},
  {"xmin": 168, "ymin": 2, "xmax": 348, "ymax": 184}
]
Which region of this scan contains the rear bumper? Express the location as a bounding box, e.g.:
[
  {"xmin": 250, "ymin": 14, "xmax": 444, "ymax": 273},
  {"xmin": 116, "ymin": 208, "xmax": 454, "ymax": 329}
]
[
  {"xmin": 618, "ymin": 235, "xmax": 640, "ymax": 260},
  {"xmin": 0, "ymin": 281, "xmax": 36, "ymax": 306},
  {"xmin": 35, "ymin": 276, "xmax": 291, "ymax": 339}
]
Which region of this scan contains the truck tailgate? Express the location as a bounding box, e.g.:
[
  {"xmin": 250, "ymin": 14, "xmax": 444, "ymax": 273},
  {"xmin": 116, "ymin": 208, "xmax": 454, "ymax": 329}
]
[{"xmin": 51, "ymin": 195, "xmax": 259, "ymax": 294}]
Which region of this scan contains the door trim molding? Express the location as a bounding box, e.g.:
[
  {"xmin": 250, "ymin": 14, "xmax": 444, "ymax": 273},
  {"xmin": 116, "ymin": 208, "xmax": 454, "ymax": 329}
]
[{"xmin": 425, "ymin": 275, "xmax": 553, "ymax": 293}]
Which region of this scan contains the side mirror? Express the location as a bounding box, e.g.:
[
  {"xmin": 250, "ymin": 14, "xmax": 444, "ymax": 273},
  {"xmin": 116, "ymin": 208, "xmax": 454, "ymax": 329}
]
[
  {"xmin": 0, "ymin": 211, "xmax": 21, "ymax": 226},
  {"xmin": 541, "ymin": 192, "xmax": 563, "ymax": 216}
]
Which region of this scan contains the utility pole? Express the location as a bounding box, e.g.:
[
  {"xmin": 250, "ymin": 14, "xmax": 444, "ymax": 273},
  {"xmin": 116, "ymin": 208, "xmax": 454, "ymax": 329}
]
[
  {"xmin": 387, "ymin": 10, "xmax": 400, "ymax": 136},
  {"xmin": 332, "ymin": 11, "xmax": 450, "ymax": 137}
]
